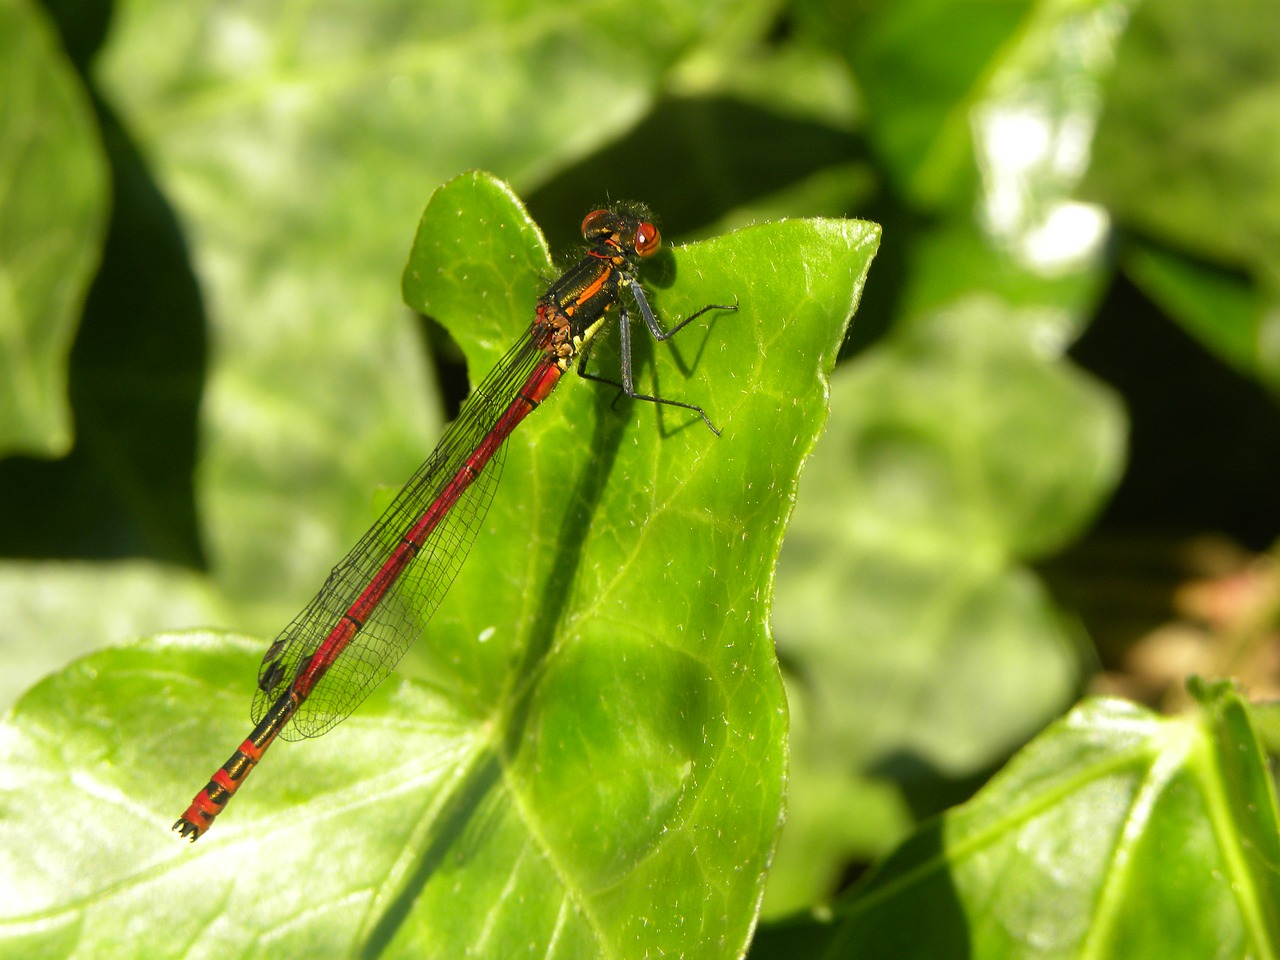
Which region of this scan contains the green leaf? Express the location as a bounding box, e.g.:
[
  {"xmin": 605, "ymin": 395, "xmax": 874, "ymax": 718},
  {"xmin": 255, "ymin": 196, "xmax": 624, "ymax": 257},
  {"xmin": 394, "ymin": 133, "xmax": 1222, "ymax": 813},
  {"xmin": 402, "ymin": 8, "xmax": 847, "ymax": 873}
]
[
  {"xmin": 802, "ymin": 0, "xmax": 1137, "ymax": 218},
  {"xmin": 1122, "ymin": 238, "xmax": 1280, "ymax": 396},
  {"xmin": 1085, "ymin": 0, "xmax": 1280, "ymax": 285},
  {"xmin": 95, "ymin": 0, "xmax": 763, "ymax": 629},
  {"xmin": 0, "ymin": 559, "xmax": 227, "ymax": 711},
  {"xmin": 759, "ymin": 0, "xmax": 1140, "ymax": 917},
  {"xmin": 797, "ymin": 0, "xmax": 1032, "ymax": 208},
  {"xmin": 899, "ymin": 216, "xmax": 1110, "ymax": 347},
  {"xmin": 0, "ymin": 0, "xmax": 109, "ymax": 457},
  {"xmin": 752, "ymin": 685, "xmax": 1280, "ymax": 959},
  {"xmin": 795, "ymin": 0, "xmax": 1132, "ymax": 355},
  {"xmin": 765, "ymin": 293, "xmax": 1126, "ymax": 915},
  {"xmin": 1084, "ymin": 0, "xmax": 1280, "ymax": 388},
  {"xmin": 0, "ymin": 173, "xmax": 880, "ymax": 958}
]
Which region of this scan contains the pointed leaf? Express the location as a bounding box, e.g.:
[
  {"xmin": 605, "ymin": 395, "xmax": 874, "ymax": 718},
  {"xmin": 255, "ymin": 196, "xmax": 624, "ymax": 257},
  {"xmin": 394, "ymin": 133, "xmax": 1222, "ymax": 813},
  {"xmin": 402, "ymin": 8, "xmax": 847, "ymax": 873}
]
[{"xmin": 0, "ymin": 174, "xmax": 880, "ymax": 959}]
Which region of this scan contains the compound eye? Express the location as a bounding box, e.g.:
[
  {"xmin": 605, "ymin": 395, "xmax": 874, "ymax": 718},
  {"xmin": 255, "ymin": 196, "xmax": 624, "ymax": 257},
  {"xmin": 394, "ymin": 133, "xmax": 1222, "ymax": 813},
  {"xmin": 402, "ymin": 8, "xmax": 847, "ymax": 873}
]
[
  {"xmin": 633, "ymin": 221, "xmax": 661, "ymax": 256},
  {"xmin": 581, "ymin": 209, "xmax": 612, "ymax": 240}
]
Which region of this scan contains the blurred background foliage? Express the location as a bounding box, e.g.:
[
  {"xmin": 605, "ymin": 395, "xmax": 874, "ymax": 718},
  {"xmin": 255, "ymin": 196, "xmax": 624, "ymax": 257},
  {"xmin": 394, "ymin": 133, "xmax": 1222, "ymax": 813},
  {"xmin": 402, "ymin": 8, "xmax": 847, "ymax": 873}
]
[{"xmin": 3, "ymin": 0, "xmax": 1279, "ymax": 951}]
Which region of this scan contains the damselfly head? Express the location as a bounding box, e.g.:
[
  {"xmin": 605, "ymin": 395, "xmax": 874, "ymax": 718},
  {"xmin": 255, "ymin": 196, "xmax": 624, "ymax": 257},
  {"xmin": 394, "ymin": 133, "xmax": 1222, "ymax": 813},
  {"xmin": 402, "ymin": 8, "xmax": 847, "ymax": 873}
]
[{"xmin": 581, "ymin": 205, "xmax": 662, "ymax": 259}]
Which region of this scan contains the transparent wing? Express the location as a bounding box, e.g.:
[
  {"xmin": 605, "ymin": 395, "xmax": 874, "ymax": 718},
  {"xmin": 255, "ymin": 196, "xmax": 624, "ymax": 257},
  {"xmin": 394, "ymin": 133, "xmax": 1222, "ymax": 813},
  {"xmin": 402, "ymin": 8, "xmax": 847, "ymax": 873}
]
[{"xmin": 252, "ymin": 331, "xmax": 553, "ymax": 739}]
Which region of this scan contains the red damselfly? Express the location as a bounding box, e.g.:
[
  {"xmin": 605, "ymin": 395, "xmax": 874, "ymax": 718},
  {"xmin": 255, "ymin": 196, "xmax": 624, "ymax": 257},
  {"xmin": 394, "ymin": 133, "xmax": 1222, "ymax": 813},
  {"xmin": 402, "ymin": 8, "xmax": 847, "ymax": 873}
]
[{"xmin": 174, "ymin": 204, "xmax": 735, "ymax": 840}]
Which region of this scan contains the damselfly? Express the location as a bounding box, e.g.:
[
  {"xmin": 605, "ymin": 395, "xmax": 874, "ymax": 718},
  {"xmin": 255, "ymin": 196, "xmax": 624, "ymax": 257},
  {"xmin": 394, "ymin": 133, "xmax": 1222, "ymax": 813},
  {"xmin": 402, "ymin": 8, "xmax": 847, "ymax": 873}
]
[{"xmin": 174, "ymin": 203, "xmax": 735, "ymax": 840}]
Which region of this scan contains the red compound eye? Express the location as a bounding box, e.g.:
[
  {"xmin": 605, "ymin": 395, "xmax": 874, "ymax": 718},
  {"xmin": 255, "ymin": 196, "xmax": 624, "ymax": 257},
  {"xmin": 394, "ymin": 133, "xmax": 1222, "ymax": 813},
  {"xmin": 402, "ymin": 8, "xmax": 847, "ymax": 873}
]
[
  {"xmin": 633, "ymin": 221, "xmax": 661, "ymax": 256},
  {"xmin": 581, "ymin": 209, "xmax": 611, "ymax": 240}
]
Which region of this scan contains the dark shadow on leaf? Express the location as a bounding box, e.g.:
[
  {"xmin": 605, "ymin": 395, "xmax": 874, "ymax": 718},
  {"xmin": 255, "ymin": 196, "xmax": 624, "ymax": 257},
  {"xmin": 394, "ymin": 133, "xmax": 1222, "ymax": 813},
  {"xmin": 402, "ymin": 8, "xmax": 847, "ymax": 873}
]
[
  {"xmin": 866, "ymin": 748, "xmax": 1002, "ymax": 825},
  {"xmin": 749, "ymin": 818, "xmax": 972, "ymax": 960},
  {"xmin": 358, "ymin": 401, "xmax": 627, "ymax": 951},
  {"xmin": 0, "ymin": 41, "xmax": 207, "ymax": 566},
  {"xmin": 575, "ymin": 290, "xmax": 732, "ymax": 437},
  {"xmin": 357, "ymin": 751, "xmax": 504, "ymax": 958},
  {"xmin": 503, "ymin": 394, "xmax": 626, "ymax": 743},
  {"xmin": 527, "ymin": 95, "xmax": 867, "ymax": 248}
]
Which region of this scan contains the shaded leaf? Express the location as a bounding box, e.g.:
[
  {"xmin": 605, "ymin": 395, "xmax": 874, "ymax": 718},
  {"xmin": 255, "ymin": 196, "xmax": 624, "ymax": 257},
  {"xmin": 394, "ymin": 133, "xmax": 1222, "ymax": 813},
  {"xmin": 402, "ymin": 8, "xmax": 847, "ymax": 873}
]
[
  {"xmin": 0, "ymin": 0, "xmax": 109, "ymax": 457},
  {"xmin": 752, "ymin": 683, "xmax": 1280, "ymax": 959},
  {"xmin": 1085, "ymin": 0, "xmax": 1280, "ymax": 284},
  {"xmin": 1122, "ymin": 238, "xmax": 1280, "ymax": 397}
]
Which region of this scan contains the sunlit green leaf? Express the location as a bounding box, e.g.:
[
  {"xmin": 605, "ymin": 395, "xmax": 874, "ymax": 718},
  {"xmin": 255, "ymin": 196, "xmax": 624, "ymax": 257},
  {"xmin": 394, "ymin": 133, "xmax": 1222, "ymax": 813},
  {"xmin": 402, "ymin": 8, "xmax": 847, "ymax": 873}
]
[
  {"xmin": 800, "ymin": 0, "xmax": 1136, "ymax": 221},
  {"xmin": 0, "ymin": 559, "xmax": 226, "ymax": 711},
  {"xmin": 796, "ymin": 0, "xmax": 1031, "ymax": 208},
  {"xmin": 0, "ymin": 173, "xmax": 880, "ymax": 958}
]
